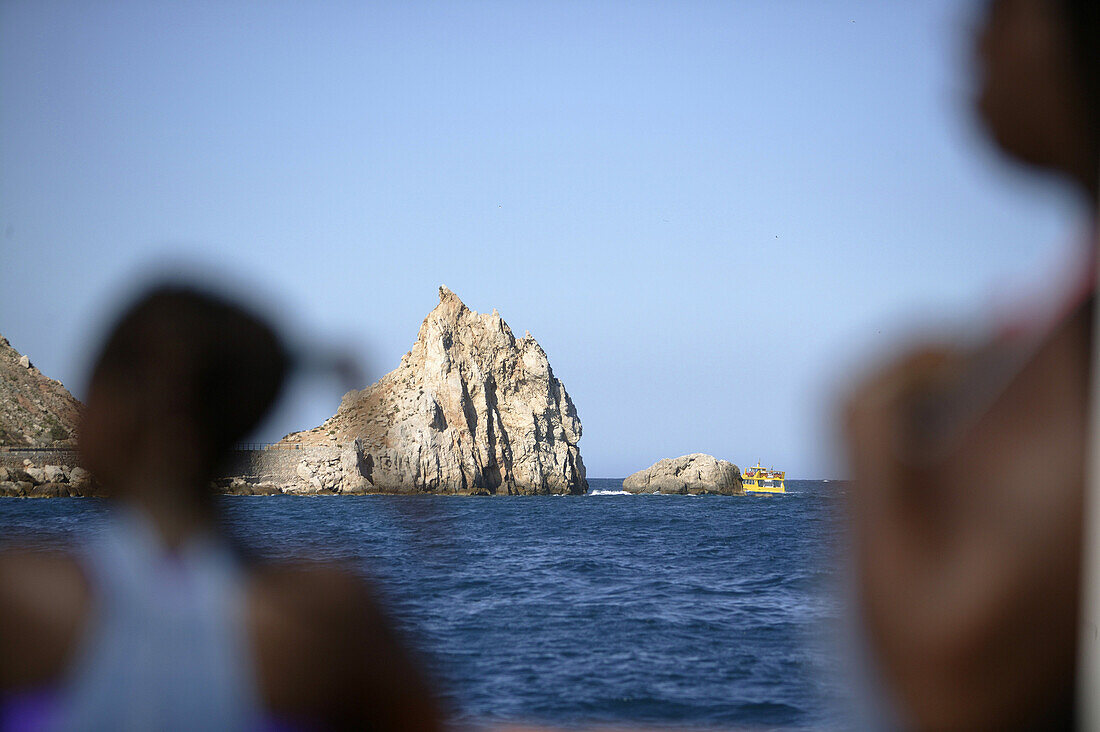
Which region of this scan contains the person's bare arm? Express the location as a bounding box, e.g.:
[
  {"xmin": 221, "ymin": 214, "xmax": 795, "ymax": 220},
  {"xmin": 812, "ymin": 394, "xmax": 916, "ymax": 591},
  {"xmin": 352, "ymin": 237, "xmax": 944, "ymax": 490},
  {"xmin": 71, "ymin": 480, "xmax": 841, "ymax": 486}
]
[
  {"xmin": 843, "ymin": 307, "xmax": 1088, "ymax": 729},
  {"xmin": 0, "ymin": 550, "xmax": 88, "ymax": 691},
  {"xmin": 249, "ymin": 562, "xmax": 444, "ymax": 730}
]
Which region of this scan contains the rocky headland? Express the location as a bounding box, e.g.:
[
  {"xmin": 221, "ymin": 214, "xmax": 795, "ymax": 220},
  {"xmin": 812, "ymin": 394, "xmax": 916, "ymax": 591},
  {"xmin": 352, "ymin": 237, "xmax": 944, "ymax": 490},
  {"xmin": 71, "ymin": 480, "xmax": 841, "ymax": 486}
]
[
  {"xmin": 0, "ymin": 289, "xmax": 588, "ymax": 497},
  {"xmin": 270, "ymin": 287, "xmax": 588, "ymax": 495},
  {"xmin": 0, "ymin": 335, "xmax": 92, "ymax": 496},
  {"xmin": 622, "ymin": 453, "xmax": 743, "ymax": 495},
  {"xmin": 0, "ymin": 334, "xmax": 81, "ymax": 448}
]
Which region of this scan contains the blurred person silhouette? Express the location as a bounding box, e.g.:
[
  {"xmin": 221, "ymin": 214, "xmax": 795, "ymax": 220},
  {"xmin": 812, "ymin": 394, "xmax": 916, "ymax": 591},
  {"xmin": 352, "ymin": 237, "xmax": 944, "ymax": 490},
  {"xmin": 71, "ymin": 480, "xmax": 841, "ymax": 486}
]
[
  {"xmin": 843, "ymin": 0, "xmax": 1099, "ymax": 729},
  {"xmin": 0, "ymin": 285, "xmax": 442, "ymax": 731}
]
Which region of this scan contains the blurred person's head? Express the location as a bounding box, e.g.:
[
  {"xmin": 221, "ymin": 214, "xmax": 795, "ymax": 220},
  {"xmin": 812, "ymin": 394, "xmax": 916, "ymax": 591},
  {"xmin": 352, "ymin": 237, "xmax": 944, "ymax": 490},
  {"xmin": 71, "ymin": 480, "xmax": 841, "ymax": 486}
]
[
  {"xmin": 976, "ymin": 0, "xmax": 1100, "ymax": 195},
  {"xmin": 78, "ymin": 285, "xmax": 288, "ymax": 507}
]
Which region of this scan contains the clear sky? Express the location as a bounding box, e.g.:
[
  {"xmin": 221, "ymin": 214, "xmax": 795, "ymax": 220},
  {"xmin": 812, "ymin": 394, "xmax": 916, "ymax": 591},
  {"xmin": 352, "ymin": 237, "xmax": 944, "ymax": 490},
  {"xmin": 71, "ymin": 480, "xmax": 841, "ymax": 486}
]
[{"xmin": 0, "ymin": 0, "xmax": 1088, "ymax": 478}]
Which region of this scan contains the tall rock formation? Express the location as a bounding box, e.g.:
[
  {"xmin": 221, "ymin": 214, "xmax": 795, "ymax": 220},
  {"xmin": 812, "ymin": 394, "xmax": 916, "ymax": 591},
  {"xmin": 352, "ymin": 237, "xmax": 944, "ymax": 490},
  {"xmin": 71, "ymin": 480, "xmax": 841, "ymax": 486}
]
[
  {"xmin": 0, "ymin": 334, "xmax": 82, "ymax": 447},
  {"xmin": 282, "ymin": 287, "xmax": 587, "ymax": 495}
]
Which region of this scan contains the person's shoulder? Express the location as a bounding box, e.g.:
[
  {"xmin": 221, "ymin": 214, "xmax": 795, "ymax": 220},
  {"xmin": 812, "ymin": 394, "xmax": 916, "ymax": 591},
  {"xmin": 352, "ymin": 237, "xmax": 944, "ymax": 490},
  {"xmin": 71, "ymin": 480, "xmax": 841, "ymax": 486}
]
[
  {"xmin": 244, "ymin": 558, "xmax": 443, "ymax": 728},
  {"xmin": 0, "ymin": 546, "xmax": 87, "ymax": 627},
  {"xmin": 0, "ymin": 544, "xmax": 80, "ymax": 578},
  {"xmin": 0, "ymin": 546, "xmax": 89, "ymax": 688},
  {"xmin": 248, "ymin": 559, "xmax": 378, "ymax": 620}
]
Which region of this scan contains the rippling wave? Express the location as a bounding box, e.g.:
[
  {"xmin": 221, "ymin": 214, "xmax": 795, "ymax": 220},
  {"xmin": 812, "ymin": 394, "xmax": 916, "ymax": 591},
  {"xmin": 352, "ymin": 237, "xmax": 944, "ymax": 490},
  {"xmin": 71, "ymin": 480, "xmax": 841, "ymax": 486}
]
[{"xmin": 0, "ymin": 478, "xmax": 849, "ymax": 728}]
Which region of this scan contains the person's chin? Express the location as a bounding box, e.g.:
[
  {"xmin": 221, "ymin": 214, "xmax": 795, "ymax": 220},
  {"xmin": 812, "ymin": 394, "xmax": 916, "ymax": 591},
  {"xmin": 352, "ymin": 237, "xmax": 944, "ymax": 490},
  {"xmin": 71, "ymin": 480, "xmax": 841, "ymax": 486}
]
[{"xmin": 975, "ymin": 95, "xmax": 1049, "ymax": 170}]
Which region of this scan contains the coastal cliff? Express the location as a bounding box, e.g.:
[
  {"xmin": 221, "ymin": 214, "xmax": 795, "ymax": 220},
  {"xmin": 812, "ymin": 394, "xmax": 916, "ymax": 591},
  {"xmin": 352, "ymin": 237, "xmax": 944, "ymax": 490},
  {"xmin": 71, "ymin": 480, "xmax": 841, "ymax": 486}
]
[
  {"xmin": 279, "ymin": 287, "xmax": 588, "ymax": 495},
  {"xmin": 0, "ymin": 335, "xmax": 92, "ymax": 496},
  {"xmin": 0, "ymin": 334, "xmax": 81, "ymax": 448}
]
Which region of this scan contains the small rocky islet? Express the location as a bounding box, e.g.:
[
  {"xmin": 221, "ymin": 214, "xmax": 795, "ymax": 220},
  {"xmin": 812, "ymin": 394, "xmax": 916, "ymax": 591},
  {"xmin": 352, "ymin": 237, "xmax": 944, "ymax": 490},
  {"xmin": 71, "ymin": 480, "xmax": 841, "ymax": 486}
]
[
  {"xmin": 1, "ymin": 289, "xmax": 744, "ymax": 497},
  {"xmin": 622, "ymin": 453, "xmax": 743, "ymax": 495}
]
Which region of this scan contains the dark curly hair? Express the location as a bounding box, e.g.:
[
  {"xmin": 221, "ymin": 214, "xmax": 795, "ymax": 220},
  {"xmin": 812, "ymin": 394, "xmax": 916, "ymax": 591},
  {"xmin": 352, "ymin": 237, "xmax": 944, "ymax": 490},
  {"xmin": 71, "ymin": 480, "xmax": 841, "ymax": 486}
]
[
  {"xmin": 1064, "ymin": 0, "xmax": 1100, "ymax": 150},
  {"xmin": 87, "ymin": 284, "xmax": 288, "ymax": 470}
]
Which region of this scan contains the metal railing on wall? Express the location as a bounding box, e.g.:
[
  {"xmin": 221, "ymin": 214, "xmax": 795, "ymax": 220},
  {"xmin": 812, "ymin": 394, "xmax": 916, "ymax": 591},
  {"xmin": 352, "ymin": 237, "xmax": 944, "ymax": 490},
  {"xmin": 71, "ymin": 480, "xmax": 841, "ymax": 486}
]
[
  {"xmin": 232, "ymin": 442, "xmax": 304, "ymax": 451},
  {"xmin": 0, "ymin": 446, "xmax": 77, "ymax": 452},
  {"xmin": 1, "ymin": 443, "xmax": 339, "ymax": 452}
]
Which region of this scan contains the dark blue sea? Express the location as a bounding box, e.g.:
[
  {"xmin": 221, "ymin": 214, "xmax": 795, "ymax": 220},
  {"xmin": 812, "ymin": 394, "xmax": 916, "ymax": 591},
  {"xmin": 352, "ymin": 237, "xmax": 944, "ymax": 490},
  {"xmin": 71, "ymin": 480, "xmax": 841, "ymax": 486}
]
[{"xmin": 0, "ymin": 479, "xmax": 851, "ymax": 730}]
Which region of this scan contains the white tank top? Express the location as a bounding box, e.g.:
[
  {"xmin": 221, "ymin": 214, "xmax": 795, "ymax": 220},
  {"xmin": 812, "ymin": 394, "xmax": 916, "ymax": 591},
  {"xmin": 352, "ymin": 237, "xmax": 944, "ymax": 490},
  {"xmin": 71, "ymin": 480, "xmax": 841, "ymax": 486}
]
[{"xmin": 52, "ymin": 508, "xmax": 261, "ymax": 731}]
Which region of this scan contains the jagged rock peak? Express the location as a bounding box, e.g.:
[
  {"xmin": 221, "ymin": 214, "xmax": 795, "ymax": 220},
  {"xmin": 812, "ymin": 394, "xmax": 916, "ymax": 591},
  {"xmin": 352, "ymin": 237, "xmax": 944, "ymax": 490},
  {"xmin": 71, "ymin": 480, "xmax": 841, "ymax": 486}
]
[
  {"xmin": 282, "ymin": 288, "xmax": 587, "ymax": 495},
  {"xmin": 437, "ymin": 284, "xmax": 466, "ymax": 309}
]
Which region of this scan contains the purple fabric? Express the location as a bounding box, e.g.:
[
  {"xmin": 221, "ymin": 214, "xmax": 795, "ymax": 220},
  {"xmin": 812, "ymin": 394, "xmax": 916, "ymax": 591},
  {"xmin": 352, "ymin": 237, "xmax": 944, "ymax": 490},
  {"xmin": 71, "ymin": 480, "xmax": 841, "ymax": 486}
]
[
  {"xmin": 1, "ymin": 689, "xmax": 59, "ymax": 732},
  {"xmin": 2, "ymin": 687, "xmax": 319, "ymax": 731}
]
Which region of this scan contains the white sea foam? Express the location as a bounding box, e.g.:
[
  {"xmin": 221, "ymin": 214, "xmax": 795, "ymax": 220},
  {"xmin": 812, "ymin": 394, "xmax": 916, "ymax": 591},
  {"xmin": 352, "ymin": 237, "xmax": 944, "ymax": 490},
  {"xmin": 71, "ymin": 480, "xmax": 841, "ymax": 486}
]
[{"xmin": 588, "ymin": 489, "xmax": 632, "ymax": 496}]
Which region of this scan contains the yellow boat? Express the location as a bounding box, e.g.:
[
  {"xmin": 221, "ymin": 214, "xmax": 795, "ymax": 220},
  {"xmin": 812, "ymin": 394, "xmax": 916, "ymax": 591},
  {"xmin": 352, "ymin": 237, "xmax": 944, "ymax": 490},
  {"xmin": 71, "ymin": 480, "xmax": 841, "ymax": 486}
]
[{"xmin": 742, "ymin": 463, "xmax": 786, "ymax": 494}]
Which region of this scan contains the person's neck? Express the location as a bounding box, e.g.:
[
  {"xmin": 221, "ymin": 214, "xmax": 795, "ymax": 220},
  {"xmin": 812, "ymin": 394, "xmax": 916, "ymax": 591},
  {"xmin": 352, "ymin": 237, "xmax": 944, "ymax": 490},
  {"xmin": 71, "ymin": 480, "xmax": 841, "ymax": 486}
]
[
  {"xmin": 1064, "ymin": 145, "xmax": 1099, "ymax": 203},
  {"xmin": 1081, "ymin": 171, "xmax": 1098, "ymax": 204},
  {"xmin": 116, "ymin": 465, "xmax": 216, "ymax": 550}
]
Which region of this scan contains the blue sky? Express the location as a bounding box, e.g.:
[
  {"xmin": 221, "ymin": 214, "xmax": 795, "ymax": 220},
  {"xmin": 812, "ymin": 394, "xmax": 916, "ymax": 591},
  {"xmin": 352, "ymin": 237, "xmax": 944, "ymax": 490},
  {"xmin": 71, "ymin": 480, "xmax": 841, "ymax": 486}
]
[{"xmin": 0, "ymin": 0, "xmax": 1088, "ymax": 478}]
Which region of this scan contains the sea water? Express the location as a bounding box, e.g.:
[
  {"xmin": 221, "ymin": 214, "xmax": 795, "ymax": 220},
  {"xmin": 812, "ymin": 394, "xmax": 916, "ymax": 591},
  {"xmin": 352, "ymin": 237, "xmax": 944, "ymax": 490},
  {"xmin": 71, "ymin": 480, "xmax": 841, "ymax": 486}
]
[{"xmin": 0, "ymin": 479, "xmax": 850, "ymax": 729}]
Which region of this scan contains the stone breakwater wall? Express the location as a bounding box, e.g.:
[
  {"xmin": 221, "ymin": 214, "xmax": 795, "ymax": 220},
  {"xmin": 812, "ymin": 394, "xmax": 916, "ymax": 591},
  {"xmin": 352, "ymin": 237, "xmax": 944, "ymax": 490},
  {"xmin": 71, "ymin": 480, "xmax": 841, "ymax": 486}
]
[
  {"xmin": 0, "ymin": 447, "xmax": 342, "ymax": 481},
  {"xmin": 218, "ymin": 447, "xmax": 342, "ymax": 485},
  {"xmin": 0, "ymin": 449, "xmax": 81, "ymax": 470},
  {"xmin": 0, "ymin": 449, "xmax": 94, "ymax": 497},
  {"xmin": 0, "ymin": 447, "xmax": 353, "ymax": 497}
]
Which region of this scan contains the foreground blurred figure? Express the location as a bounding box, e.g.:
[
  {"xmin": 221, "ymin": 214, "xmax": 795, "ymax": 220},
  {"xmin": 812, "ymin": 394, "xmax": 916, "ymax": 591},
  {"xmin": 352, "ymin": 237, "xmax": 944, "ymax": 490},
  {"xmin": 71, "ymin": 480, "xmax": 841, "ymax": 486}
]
[
  {"xmin": 0, "ymin": 286, "xmax": 441, "ymax": 731},
  {"xmin": 844, "ymin": 0, "xmax": 1098, "ymax": 729}
]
